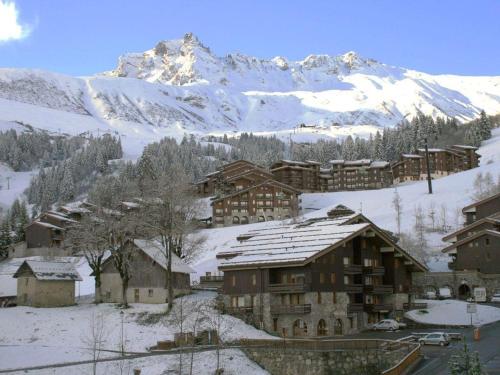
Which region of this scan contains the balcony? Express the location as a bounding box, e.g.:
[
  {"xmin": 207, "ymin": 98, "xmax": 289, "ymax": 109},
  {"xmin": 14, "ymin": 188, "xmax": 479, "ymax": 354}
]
[
  {"xmin": 268, "ymin": 283, "xmax": 310, "ymax": 293},
  {"xmin": 343, "ymin": 264, "xmax": 363, "ymax": 274},
  {"xmin": 364, "ymin": 284, "xmax": 394, "ymax": 294},
  {"xmin": 199, "ymin": 275, "xmax": 224, "ymax": 283},
  {"xmin": 344, "ymin": 284, "xmax": 363, "ymax": 293},
  {"xmin": 363, "ymin": 266, "xmax": 385, "ymax": 276},
  {"xmin": 365, "ymin": 303, "xmax": 393, "ymax": 312},
  {"xmin": 270, "ymin": 304, "xmax": 311, "ymax": 315},
  {"xmin": 225, "ymin": 306, "xmax": 254, "ymax": 314},
  {"xmin": 347, "ymin": 303, "xmax": 364, "ymax": 313}
]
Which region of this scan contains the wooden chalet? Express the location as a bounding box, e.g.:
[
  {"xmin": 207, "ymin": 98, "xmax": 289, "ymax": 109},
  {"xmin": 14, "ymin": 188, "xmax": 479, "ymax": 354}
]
[
  {"xmin": 270, "ymin": 160, "xmax": 321, "ymax": 192},
  {"xmin": 211, "ymin": 179, "xmax": 301, "ymax": 227},
  {"xmin": 217, "ymin": 207, "xmax": 426, "ymax": 337}
]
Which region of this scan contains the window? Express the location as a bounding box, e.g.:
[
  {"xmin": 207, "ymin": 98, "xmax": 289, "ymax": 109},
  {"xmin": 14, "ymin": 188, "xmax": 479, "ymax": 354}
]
[
  {"xmin": 148, "ymin": 289, "xmax": 153, "ymax": 297},
  {"xmin": 486, "ymin": 238, "xmax": 490, "ymax": 246},
  {"xmin": 343, "ymin": 257, "xmax": 350, "ymax": 265},
  {"xmin": 231, "ymin": 275, "xmax": 236, "ymax": 287},
  {"xmin": 273, "ymin": 318, "xmax": 278, "ymax": 331},
  {"xmin": 251, "ymin": 295, "xmax": 256, "ymax": 307},
  {"xmin": 252, "ymin": 274, "xmax": 257, "ymax": 286},
  {"xmin": 365, "ymin": 276, "xmax": 373, "ymax": 285},
  {"xmin": 106, "ymin": 291, "xmax": 111, "ymax": 300},
  {"xmin": 231, "ymin": 296, "xmax": 238, "ymax": 307},
  {"xmin": 317, "ymin": 319, "xmax": 328, "ymax": 336},
  {"xmin": 348, "ymin": 317, "xmax": 354, "ymax": 329},
  {"xmin": 238, "ymin": 296, "xmax": 245, "ymax": 307},
  {"xmin": 319, "ymin": 273, "xmax": 325, "ymax": 284},
  {"xmin": 363, "ymin": 258, "xmax": 372, "ymax": 267},
  {"xmin": 344, "ymin": 275, "xmax": 350, "ymax": 285},
  {"xmin": 317, "ymin": 292, "xmax": 322, "ymax": 304}
]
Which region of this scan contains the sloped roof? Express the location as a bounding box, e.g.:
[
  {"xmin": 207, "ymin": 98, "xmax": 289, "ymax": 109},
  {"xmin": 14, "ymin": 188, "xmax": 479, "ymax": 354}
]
[
  {"xmin": 401, "ymin": 154, "xmax": 423, "ymax": 159},
  {"xmin": 218, "ymin": 221, "xmax": 370, "ymax": 268},
  {"xmin": 133, "ymin": 239, "xmax": 196, "ymax": 274},
  {"xmin": 13, "ymin": 260, "xmax": 82, "ymax": 281},
  {"xmin": 211, "ymin": 179, "xmax": 301, "ymax": 204},
  {"xmin": 28, "ymin": 221, "xmax": 64, "ymax": 230},
  {"xmin": 451, "ymin": 145, "xmax": 478, "ymax": 150},
  {"xmin": 442, "ymin": 213, "xmax": 500, "ymax": 242},
  {"xmin": 442, "ymin": 230, "xmax": 500, "ymax": 253},
  {"xmin": 462, "ymin": 192, "xmax": 500, "ymax": 214}
]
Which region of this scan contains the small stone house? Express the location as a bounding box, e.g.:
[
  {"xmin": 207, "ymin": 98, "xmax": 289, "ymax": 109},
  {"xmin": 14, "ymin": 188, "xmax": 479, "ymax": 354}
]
[
  {"xmin": 13, "ymin": 260, "xmax": 82, "ymax": 307},
  {"xmin": 100, "ymin": 239, "xmax": 195, "ymax": 304}
]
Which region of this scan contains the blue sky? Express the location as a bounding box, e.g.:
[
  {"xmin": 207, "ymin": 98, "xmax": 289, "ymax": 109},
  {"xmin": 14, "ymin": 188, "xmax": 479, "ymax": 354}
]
[{"xmin": 1, "ymin": 0, "xmax": 499, "ymax": 76}]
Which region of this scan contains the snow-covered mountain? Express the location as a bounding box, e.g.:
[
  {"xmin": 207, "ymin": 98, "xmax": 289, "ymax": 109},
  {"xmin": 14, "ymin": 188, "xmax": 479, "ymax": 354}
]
[{"xmin": 0, "ymin": 32, "xmax": 499, "ymax": 149}]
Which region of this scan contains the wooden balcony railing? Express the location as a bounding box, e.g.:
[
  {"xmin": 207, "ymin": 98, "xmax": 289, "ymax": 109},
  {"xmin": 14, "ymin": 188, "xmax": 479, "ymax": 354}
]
[
  {"xmin": 268, "ymin": 283, "xmax": 310, "ymax": 293},
  {"xmin": 344, "ymin": 284, "xmax": 363, "ymax": 293},
  {"xmin": 365, "ymin": 303, "xmax": 393, "ymax": 312},
  {"xmin": 270, "ymin": 304, "xmax": 311, "ymax": 315},
  {"xmin": 364, "ymin": 284, "xmax": 394, "ymax": 294},
  {"xmin": 225, "ymin": 306, "xmax": 254, "ymax": 314},
  {"xmin": 199, "ymin": 275, "xmax": 224, "ymax": 283},
  {"xmin": 343, "ymin": 264, "xmax": 363, "ymax": 274},
  {"xmin": 363, "ymin": 266, "xmax": 385, "ymax": 276}
]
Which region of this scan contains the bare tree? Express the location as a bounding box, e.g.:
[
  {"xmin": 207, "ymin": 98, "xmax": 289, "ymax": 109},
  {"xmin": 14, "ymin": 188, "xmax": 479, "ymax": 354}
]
[
  {"xmin": 66, "ymin": 214, "xmax": 112, "ymax": 303},
  {"xmin": 188, "ymin": 300, "xmax": 206, "ymax": 375},
  {"xmin": 138, "ymin": 168, "xmax": 204, "ymax": 311},
  {"xmin": 168, "ymin": 296, "xmax": 189, "ymax": 374},
  {"xmin": 391, "ymin": 189, "xmax": 402, "ymax": 235},
  {"xmin": 82, "ymin": 313, "xmax": 108, "ymax": 375},
  {"xmin": 413, "ymin": 205, "xmax": 427, "ymax": 251},
  {"xmin": 428, "ymin": 201, "xmax": 436, "ymax": 232},
  {"xmin": 439, "ymin": 204, "xmax": 448, "ymax": 233}
]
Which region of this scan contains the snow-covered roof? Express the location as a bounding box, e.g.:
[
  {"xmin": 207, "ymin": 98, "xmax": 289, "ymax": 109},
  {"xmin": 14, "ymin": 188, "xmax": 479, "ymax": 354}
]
[
  {"xmin": 30, "ymin": 220, "xmax": 64, "ymax": 230},
  {"xmin": 370, "ymin": 161, "xmax": 389, "ymax": 168},
  {"xmin": 14, "ymin": 260, "xmax": 82, "ymax": 281},
  {"xmin": 121, "ymin": 201, "xmax": 141, "ymax": 209},
  {"xmin": 329, "ymin": 159, "xmax": 345, "ymax": 164},
  {"xmin": 417, "ymin": 148, "xmax": 445, "ymax": 153},
  {"xmin": 344, "ymin": 159, "xmax": 371, "ymax": 166},
  {"xmin": 133, "ymin": 239, "xmax": 196, "ymax": 274},
  {"xmin": 43, "ymin": 212, "xmax": 78, "ymax": 223},
  {"xmin": 451, "ymin": 145, "xmax": 478, "ymax": 150},
  {"xmin": 218, "ymin": 219, "xmax": 370, "ymax": 268},
  {"xmin": 401, "ymin": 154, "xmax": 423, "ymax": 159}
]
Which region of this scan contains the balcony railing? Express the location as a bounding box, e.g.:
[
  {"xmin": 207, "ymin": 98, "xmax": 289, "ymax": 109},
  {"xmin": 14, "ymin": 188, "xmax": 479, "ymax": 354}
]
[
  {"xmin": 363, "ymin": 266, "xmax": 385, "ymax": 276},
  {"xmin": 225, "ymin": 306, "xmax": 254, "ymax": 314},
  {"xmin": 268, "ymin": 283, "xmax": 310, "ymax": 293},
  {"xmin": 343, "ymin": 264, "xmax": 363, "ymax": 274},
  {"xmin": 347, "ymin": 303, "xmax": 364, "ymax": 313},
  {"xmin": 270, "ymin": 304, "xmax": 311, "ymax": 315},
  {"xmin": 365, "ymin": 303, "xmax": 393, "ymax": 312},
  {"xmin": 364, "ymin": 284, "xmax": 394, "ymax": 294},
  {"xmin": 344, "ymin": 284, "xmax": 363, "ymax": 293},
  {"xmin": 199, "ymin": 275, "xmax": 224, "ymax": 283}
]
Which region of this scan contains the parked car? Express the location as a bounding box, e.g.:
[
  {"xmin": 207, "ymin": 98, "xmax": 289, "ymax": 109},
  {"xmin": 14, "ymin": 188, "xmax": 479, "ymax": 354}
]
[
  {"xmin": 425, "ymin": 291, "xmax": 437, "ymax": 299},
  {"xmin": 438, "ymin": 287, "xmax": 452, "ymax": 300},
  {"xmin": 371, "ymin": 319, "xmax": 407, "ymax": 331},
  {"xmin": 490, "ymin": 293, "xmax": 500, "ymax": 303},
  {"xmin": 418, "ymin": 332, "xmax": 450, "ymax": 346}
]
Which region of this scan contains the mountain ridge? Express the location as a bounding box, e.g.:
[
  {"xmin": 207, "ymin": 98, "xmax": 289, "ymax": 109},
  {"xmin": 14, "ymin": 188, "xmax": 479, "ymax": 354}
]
[{"xmin": 0, "ymin": 32, "xmax": 499, "ymax": 150}]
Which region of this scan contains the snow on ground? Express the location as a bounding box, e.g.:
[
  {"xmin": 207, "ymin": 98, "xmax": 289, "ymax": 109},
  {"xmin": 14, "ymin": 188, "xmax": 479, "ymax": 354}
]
[
  {"xmin": 0, "ymin": 163, "xmax": 35, "ymax": 210},
  {"xmin": 7, "ymin": 349, "xmax": 269, "ymax": 375},
  {"xmin": 405, "ymin": 299, "xmax": 500, "ymax": 326},
  {"xmin": 0, "ymin": 291, "xmax": 274, "ymax": 371},
  {"xmin": 191, "ymin": 128, "xmax": 500, "ymax": 276}
]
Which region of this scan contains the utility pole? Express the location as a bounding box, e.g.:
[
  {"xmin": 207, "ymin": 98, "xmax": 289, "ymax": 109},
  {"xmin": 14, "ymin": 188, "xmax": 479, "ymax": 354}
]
[
  {"xmin": 6, "ymin": 176, "xmax": 11, "ymax": 190},
  {"xmin": 424, "ymin": 138, "xmax": 433, "ymax": 194}
]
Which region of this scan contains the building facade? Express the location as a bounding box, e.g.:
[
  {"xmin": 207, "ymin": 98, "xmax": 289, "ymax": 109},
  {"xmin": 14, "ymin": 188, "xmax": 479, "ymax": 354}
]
[
  {"xmin": 440, "ymin": 192, "xmax": 500, "ymax": 299},
  {"xmin": 13, "ymin": 260, "xmax": 82, "ymax": 307},
  {"xmin": 270, "ymin": 160, "xmax": 321, "ymax": 192},
  {"xmin": 100, "ymin": 239, "xmax": 194, "ymax": 304},
  {"xmin": 211, "ymin": 180, "xmax": 301, "ymax": 227},
  {"xmin": 217, "ymin": 209, "xmax": 426, "ymax": 337}
]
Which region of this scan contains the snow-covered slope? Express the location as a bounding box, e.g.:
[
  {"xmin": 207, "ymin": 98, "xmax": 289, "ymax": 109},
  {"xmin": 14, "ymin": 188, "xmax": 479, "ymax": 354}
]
[
  {"xmin": 191, "ymin": 128, "xmax": 500, "ymax": 276},
  {"xmin": 0, "ymin": 33, "xmax": 499, "ymax": 147}
]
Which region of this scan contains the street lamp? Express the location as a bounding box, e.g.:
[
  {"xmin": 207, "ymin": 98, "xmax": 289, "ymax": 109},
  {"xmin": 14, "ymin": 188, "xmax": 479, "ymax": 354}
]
[{"xmin": 120, "ymin": 310, "xmax": 124, "ymax": 356}]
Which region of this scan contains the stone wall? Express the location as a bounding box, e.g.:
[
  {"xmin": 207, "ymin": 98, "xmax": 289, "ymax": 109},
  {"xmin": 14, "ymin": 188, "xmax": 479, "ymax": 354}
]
[
  {"xmin": 413, "ymin": 271, "xmax": 500, "ymax": 298},
  {"xmin": 244, "ymin": 347, "xmax": 406, "ymax": 375}
]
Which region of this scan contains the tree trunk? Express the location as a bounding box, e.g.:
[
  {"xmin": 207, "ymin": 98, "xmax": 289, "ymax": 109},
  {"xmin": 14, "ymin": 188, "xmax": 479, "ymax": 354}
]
[
  {"xmin": 122, "ymin": 279, "xmax": 128, "ymax": 308},
  {"xmin": 94, "ymin": 271, "xmax": 102, "ymax": 304},
  {"xmin": 167, "ymin": 240, "xmax": 173, "ymax": 311}
]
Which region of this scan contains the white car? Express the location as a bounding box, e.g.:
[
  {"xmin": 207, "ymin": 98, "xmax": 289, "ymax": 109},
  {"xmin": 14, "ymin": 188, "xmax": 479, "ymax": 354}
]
[
  {"xmin": 371, "ymin": 319, "xmax": 407, "ymax": 331},
  {"xmin": 491, "ymin": 293, "xmax": 500, "ymax": 303},
  {"xmin": 418, "ymin": 332, "xmax": 450, "ymax": 346}
]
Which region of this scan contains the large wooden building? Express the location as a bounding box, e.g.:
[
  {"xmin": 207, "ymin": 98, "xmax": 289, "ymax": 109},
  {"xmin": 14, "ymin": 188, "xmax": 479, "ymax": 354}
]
[
  {"xmin": 392, "ymin": 145, "xmax": 480, "ymax": 183},
  {"xmin": 270, "ymin": 160, "xmax": 321, "ymax": 192},
  {"xmin": 211, "ymin": 180, "xmax": 301, "ymax": 227},
  {"xmin": 217, "ymin": 206, "xmax": 426, "ymax": 337},
  {"xmin": 100, "ymin": 239, "xmax": 194, "ymax": 304},
  {"xmin": 442, "ymin": 192, "xmax": 500, "ymax": 277}
]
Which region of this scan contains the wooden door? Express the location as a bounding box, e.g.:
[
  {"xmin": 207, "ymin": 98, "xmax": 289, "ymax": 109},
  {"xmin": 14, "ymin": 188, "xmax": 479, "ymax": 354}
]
[{"xmin": 134, "ymin": 289, "xmax": 140, "ymax": 303}]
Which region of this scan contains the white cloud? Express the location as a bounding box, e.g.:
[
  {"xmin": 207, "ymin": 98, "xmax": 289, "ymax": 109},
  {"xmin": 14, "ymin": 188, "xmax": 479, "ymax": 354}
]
[{"xmin": 0, "ymin": 0, "xmax": 31, "ymax": 42}]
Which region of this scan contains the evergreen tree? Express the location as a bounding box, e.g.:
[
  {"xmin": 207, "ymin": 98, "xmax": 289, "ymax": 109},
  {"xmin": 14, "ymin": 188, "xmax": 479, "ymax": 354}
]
[
  {"xmin": 0, "ymin": 218, "xmax": 11, "ymax": 249},
  {"xmin": 478, "ymin": 110, "xmax": 492, "ymax": 141}
]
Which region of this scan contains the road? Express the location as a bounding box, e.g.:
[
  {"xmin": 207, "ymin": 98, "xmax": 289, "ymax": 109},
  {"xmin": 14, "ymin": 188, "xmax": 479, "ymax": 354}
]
[{"xmin": 346, "ymin": 321, "xmax": 500, "ymax": 374}]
